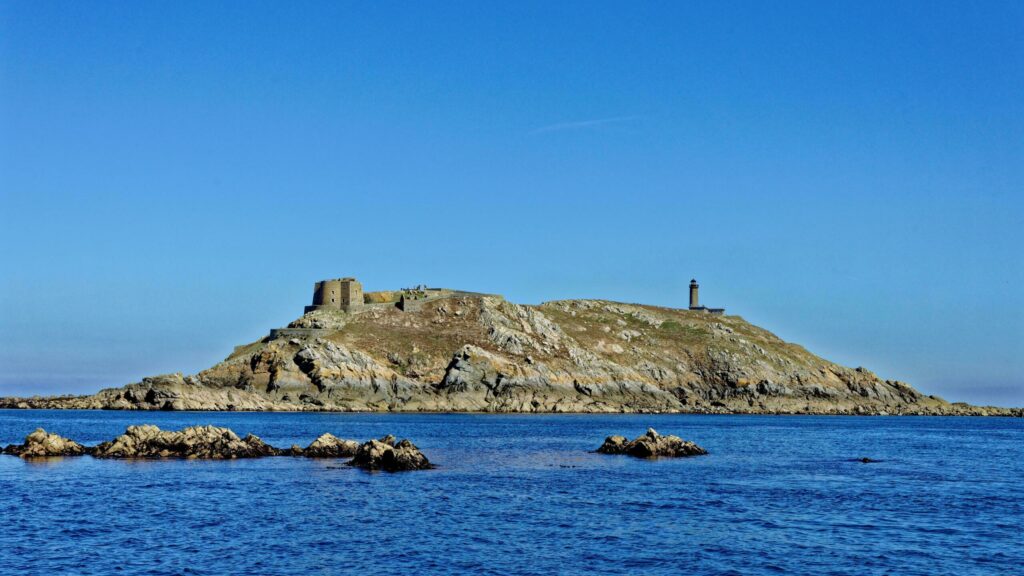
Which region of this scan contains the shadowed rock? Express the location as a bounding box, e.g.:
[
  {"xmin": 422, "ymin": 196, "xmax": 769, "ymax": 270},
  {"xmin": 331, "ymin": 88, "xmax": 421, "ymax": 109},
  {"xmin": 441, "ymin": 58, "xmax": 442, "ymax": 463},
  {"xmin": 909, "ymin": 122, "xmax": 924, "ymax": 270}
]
[
  {"xmin": 348, "ymin": 436, "xmax": 432, "ymax": 472},
  {"xmin": 90, "ymin": 425, "xmax": 280, "ymax": 459},
  {"xmin": 303, "ymin": 433, "xmax": 359, "ymax": 458},
  {"xmin": 597, "ymin": 428, "xmax": 707, "ymax": 459},
  {"xmin": 3, "ymin": 428, "xmax": 87, "ymax": 458}
]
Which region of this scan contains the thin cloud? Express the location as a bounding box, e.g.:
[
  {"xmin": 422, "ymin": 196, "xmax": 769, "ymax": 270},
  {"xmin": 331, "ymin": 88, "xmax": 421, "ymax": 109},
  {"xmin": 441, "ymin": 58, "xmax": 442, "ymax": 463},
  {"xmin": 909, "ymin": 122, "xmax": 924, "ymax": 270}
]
[{"xmin": 531, "ymin": 115, "xmax": 641, "ymax": 134}]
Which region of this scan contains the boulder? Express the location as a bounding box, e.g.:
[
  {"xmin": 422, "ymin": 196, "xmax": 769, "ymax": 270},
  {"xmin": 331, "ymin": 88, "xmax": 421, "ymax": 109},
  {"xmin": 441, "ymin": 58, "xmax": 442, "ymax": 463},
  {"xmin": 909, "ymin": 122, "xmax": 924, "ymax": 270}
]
[
  {"xmin": 596, "ymin": 428, "xmax": 707, "ymax": 459},
  {"xmin": 3, "ymin": 428, "xmax": 86, "ymax": 458},
  {"xmin": 90, "ymin": 425, "xmax": 280, "ymax": 459},
  {"xmin": 348, "ymin": 436, "xmax": 432, "ymax": 471},
  {"xmin": 598, "ymin": 435, "xmax": 628, "ymax": 453},
  {"xmin": 303, "ymin": 433, "xmax": 359, "ymax": 458}
]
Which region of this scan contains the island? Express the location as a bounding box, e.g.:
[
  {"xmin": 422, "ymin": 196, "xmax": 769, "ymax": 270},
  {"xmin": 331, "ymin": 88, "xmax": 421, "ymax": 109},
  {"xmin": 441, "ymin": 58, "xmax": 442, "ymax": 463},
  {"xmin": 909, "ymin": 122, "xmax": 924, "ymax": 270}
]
[{"xmin": 2, "ymin": 277, "xmax": 1019, "ymax": 416}]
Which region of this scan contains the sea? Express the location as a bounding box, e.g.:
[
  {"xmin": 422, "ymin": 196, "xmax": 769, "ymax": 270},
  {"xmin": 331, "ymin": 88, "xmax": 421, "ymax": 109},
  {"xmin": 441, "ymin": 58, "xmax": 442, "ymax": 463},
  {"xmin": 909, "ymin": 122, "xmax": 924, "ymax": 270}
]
[{"xmin": 0, "ymin": 410, "xmax": 1021, "ymax": 575}]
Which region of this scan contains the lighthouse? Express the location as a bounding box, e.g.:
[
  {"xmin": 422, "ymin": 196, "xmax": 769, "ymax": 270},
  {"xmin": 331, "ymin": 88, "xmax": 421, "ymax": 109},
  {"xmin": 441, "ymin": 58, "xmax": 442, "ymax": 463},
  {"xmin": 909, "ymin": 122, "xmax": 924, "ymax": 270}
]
[{"xmin": 688, "ymin": 278, "xmax": 725, "ymax": 314}]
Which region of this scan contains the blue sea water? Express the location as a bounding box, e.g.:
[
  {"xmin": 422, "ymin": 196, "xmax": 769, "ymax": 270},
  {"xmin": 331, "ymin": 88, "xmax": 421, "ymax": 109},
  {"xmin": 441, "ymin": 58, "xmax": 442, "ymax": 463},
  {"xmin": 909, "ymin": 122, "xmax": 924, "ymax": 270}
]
[{"xmin": 0, "ymin": 411, "xmax": 1021, "ymax": 576}]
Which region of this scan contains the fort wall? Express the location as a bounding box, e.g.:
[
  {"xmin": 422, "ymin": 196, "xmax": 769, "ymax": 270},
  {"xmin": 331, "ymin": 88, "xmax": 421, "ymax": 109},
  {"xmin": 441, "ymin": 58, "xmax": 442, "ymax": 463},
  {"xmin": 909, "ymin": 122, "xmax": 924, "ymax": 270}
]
[
  {"xmin": 340, "ymin": 279, "xmax": 363, "ymax": 310},
  {"xmin": 268, "ymin": 328, "xmax": 332, "ymax": 339}
]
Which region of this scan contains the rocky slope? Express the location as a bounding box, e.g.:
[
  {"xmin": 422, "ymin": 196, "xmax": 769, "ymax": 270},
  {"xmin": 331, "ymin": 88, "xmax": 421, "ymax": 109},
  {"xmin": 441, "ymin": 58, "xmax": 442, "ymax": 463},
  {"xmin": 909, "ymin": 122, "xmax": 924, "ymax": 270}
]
[{"xmin": 2, "ymin": 295, "xmax": 1018, "ymax": 415}]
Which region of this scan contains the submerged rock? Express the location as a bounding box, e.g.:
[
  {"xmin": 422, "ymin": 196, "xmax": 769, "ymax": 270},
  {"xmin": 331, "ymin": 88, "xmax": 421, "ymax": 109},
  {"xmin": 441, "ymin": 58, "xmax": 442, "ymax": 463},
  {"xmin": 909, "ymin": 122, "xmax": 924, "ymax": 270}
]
[
  {"xmin": 596, "ymin": 428, "xmax": 707, "ymax": 459},
  {"xmin": 303, "ymin": 433, "xmax": 359, "ymax": 458},
  {"xmin": 348, "ymin": 436, "xmax": 432, "ymax": 472},
  {"xmin": 90, "ymin": 425, "xmax": 280, "ymax": 459},
  {"xmin": 2, "ymin": 428, "xmax": 87, "ymax": 458}
]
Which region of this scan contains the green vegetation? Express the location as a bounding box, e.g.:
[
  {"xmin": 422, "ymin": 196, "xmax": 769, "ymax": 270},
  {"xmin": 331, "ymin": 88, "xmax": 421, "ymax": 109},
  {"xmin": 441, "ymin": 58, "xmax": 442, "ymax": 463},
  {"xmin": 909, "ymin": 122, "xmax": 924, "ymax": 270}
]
[
  {"xmin": 655, "ymin": 320, "xmax": 709, "ymax": 345},
  {"xmin": 660, "ymin": 320, "xmax": 682, "ymax": 332}
]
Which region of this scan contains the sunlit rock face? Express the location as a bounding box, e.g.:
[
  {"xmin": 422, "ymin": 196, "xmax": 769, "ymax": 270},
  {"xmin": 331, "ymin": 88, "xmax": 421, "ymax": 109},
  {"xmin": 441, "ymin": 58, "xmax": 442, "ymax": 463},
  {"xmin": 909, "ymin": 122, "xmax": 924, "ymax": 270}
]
[{"xmin": 2, "ymin": 428, "xmax": 87, "ymax": 458}]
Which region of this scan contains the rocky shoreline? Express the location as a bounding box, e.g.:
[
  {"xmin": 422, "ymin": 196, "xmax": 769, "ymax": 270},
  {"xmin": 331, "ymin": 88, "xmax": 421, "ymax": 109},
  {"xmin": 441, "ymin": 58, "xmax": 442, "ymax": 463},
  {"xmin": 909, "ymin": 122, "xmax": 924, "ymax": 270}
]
[
  {"xmin": 3, "ymin": 397, "xmax": 1018, "ymax": 417},
  {"xmin": 1, "ymin": 425, "xmax": 433, "ymax": 471}
]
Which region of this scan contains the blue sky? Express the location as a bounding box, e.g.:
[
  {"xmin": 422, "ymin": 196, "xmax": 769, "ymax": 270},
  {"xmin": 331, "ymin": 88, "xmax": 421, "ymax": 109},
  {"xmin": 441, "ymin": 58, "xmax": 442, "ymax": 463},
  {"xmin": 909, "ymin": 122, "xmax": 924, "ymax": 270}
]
[{"xmin": 1, "ymin": 2, "xmax": 1021, "ymax": 405}]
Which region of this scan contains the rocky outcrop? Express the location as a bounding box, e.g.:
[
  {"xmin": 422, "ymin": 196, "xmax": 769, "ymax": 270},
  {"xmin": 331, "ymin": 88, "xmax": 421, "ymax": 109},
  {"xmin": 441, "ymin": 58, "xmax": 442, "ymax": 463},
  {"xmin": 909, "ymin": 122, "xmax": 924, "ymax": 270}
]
[
  {"xmin": 1, "ymin": 295, "xmax": 1018, "ymax": 416},
  {"xmin": 2, "ymin": 428, "xmax": 87, "ymax": 458},
  {"xmin": 348, "ymin": 436, "xmax": 432, "ymax": 472},
  {"xmin": 303, "ymin": 433, "xmax": 359, "ymax": 458},
  {"xmin": 90, "ymin": 425, "xmax": 280, "ymax": 459},
  {"xmin": 0, "ymin": 426, "xmax": 434, "ymax": 469},
  {"xmin": 597, "ymin": 428, "xmax": 707, "ymax": 458}
]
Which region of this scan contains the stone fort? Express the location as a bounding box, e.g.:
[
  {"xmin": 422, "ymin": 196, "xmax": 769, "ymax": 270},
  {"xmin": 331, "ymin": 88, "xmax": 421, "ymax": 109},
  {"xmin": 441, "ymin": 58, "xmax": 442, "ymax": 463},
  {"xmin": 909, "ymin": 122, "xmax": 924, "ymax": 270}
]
[
  {"xmin": 304, "ymin": 278, "xmax": 364, "ymax": 313},
  {"xmin": 300, "ymin": 278, "xmax": 460, "ymax": 315}
]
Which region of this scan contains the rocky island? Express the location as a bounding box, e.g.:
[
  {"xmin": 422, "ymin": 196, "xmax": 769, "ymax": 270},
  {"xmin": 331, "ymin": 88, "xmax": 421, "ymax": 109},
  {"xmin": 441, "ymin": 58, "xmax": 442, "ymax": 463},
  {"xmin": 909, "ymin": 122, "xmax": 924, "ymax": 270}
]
[{"xmin": 2, "ymin": 278, "xmax": 1019, "ymax": 416}]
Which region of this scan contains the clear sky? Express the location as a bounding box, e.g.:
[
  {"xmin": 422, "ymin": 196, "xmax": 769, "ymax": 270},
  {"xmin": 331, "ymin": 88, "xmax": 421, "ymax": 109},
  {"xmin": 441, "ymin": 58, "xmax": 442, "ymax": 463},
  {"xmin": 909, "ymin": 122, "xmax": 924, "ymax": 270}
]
[{"xmin": 1, "ymin": 2, "xmax": 1021, "ymax": 406}]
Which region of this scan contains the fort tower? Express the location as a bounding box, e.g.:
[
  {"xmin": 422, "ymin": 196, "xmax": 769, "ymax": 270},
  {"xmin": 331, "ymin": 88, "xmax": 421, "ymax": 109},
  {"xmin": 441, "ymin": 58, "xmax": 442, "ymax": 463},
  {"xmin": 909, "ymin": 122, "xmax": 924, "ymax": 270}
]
[{"xmin": 305, "ymin": 277, "xmax": 364, "ymax": 313}]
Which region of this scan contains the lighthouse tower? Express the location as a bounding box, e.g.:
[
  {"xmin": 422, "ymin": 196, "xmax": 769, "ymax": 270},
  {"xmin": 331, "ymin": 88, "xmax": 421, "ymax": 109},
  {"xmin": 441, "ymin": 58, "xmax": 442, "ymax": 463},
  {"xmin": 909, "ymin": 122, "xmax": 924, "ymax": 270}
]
[{"xmin": 688, "ymin": 279, "xmax": 725, "ymax": 314}]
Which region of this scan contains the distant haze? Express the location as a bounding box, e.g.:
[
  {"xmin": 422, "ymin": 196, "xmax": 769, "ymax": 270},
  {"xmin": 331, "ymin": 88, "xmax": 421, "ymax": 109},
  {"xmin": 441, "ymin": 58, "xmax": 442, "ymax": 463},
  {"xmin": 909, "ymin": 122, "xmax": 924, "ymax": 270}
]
[{"xmin": 1, "ymin": 2, "xmax": 1021, "ymax": 406}]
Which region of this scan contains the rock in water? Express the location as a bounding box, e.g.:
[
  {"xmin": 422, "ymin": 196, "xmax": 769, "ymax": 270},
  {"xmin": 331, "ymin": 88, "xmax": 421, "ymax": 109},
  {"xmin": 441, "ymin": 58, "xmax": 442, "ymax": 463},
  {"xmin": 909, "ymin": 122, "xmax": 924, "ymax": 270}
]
[
  {"xmin": 303, "ymin": 433, "xmax": 359, "ymax": 457},
  {"xmin": 90, "ymin": 425, "xmax": 280, "ymax": 459},
  {"xmin": 348, "ymin": 436, "xmax": 432, "ymax": 471},
  {"xmin": 596, "ymin": 428, "xmax": 707, "ymax": 459},
  {"xmin": 3, "ymin": 428, "xmax": 87, "ymax": 458}
]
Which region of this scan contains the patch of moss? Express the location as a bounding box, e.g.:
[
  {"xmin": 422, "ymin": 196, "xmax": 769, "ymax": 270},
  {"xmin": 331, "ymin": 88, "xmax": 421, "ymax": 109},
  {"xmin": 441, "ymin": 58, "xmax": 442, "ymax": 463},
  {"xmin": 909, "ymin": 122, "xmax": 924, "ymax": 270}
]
[{"xmin": 660, "ymin": 320, "xmax": 683, "ymax": 332}]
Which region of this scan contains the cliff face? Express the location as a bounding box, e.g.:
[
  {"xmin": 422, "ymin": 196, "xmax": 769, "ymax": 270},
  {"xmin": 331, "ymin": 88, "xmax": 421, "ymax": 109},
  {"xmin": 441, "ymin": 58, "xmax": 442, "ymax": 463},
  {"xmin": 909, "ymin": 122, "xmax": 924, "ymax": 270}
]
[{"xmin": 4, "ymin": 295, "xmax": 1017, "ymax": 415}]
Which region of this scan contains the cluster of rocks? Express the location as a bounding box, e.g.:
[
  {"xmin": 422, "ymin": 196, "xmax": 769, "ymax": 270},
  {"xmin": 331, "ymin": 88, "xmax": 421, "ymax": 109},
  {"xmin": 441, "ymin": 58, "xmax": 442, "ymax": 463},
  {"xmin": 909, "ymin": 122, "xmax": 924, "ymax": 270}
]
[
  {"xmin": 4, "ymin": 425, "xmax": 883, "ymax": 469},
  {"xmin": 90, "ymin": 425, "xmax": 279, "ymax": 459},
  {"xmin": 1, "ymin": 426, "xmax": 432, "ymax": 472},
  {"xmin": 597, "ymin": 428, "xmax": 708, "ymax": 458}
]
